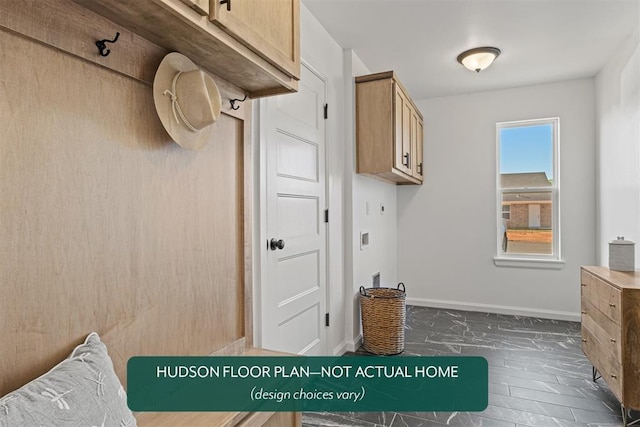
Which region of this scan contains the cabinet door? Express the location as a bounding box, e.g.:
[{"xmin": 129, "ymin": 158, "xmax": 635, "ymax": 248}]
[
  {"xmin": 414, "ymin": 115, "xmax": 424, "ymax": 180},
  {"xmin": 394, "ymin": 85, "xmax": 412, "ymax": 175},
  {"xmin": 211, "ymin": 0, "xmax": 300, "ymax": 79},
  {"xmin": 394, "ymin": 86, "xmax": 406, "ymax": 173},
  {"xmin": 410, "ymin": 110, "xmax": 418, "ymax": 179},
  {"xmin": 402, "ymin": 97, "xmax": 413, "ymax": 176}
]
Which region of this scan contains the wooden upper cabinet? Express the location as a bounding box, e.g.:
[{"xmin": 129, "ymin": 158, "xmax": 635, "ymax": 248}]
[
  {"xmin": 393, "ymin": 87, "xmax": 408, "ymax": 175},
  {"xmin": 210, "ymin": 0, "xmax": 300, "ymax": 80},
  {"xmin": 400, "ymin": 90, "xmax": 413, "ymax": 176},
  {"xmin": 356, "ymin": 71, "xmax": 424, "ymax": 185},
  {"xmin": 412, "ymin": 111, "xmax": 424, "ymax": 178},
  {"xmin": 71, "ymin": 0, "xmax": 300, "ymax": 97}
]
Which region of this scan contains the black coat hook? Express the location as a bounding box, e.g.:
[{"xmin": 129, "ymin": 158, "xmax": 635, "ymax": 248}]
[
  {"xmin": 229, "ymin": 95, "xmax": 247, "ymax": 110},
  {"xmin": 96, "ymin": 32, "xmax": 120, "ymax": 57}
]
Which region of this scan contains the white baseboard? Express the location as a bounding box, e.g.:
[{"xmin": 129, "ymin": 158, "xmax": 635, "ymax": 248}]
[
  {"xmin": 332, "ymin": 341, "xmax": 348, "ymax": 356},
  {"xmin": 406, "ymin": 297, "xmax": 581, "ymax": 322},
  {"xmin": 344, "ymin": 334, "xmax": 362, "ymax": 353}
]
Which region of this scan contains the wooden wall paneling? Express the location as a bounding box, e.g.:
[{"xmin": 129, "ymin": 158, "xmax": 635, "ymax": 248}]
[
  {"xmin": 243, "ymin": 98, "xmax": 254, "ymax": 349},
  {"xmin": 0, "ymin": 0, "xmax": 166, "ymax": 84},
  {"xmin": 0, "ymin": 0, "xmax": 255, "ymax": 115},
  {"xmin": 0, "ymin": 7, "xmax": 252, "ymax": 397}
]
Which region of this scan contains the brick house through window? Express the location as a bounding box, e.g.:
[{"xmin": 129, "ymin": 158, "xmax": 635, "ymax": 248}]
[{"xmin": 501, "ymin": 172, "xmax": 552, "ymax": 230}]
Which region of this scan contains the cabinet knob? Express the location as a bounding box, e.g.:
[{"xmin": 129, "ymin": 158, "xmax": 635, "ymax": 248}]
[{"xmin": 220, "ymin": 0, "xmax": 231, "ymax": 11}]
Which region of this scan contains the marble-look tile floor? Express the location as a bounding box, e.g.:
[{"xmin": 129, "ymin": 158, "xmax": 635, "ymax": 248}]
[{"xmin": 303, "ymin": 305, "xmax": 638, "ymax": 427}]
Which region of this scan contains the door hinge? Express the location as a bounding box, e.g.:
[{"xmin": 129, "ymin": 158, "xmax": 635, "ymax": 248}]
[
  {"xmin": 325, "ymin": 312, "xmax": 330, "ymax": 327},
  {"xmin": 323, "ymin": 104, "xmax": 328, "ymax": 120},
  {"xmin": 324, "ymin": 209, "xmax": 329, "ymax": 223}
]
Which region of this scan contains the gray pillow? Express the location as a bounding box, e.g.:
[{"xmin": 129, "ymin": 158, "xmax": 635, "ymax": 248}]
[{"xmin": 0, "ymin": 332, "xmax": 136, "ymax": 426}]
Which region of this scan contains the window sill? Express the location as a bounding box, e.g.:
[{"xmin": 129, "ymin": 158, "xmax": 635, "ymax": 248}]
[{"xmin": 493, "ymin": 256, "xmax": 565, "ymax": 270}]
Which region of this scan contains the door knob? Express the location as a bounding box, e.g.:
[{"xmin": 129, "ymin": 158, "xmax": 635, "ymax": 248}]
[{"xmin": 269, "ymin": 238, "xmax": 285, "ymax": 250}]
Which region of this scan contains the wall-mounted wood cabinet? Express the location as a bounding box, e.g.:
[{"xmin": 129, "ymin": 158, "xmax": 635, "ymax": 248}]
[
  {"xmin": 73, "ymin": 0, "xmax": 300, "ymax": 97},
  {"xmin": 356, "ymin": 71, "xmax": 424, "ymax": 185},
  {"xmin": 210, "ymin": 0, "xmax": 300, "ymax": 79}
]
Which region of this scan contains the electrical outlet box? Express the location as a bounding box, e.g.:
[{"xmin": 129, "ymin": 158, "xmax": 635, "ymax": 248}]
[
  {"xmin": 372, "ymin": 272, "xmax": 380, "ymax": 287},
  {"xmin": 360, "ymin": 231, "xmax": 369, "ymax": 250}
]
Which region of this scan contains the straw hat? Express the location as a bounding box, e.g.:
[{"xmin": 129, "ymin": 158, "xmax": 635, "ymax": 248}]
[{"xmin": 153, "ymin": 52, "xmax": 222, "ymax": 150}]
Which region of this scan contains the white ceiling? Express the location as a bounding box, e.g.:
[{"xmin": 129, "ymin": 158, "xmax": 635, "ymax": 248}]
[{"xmin": 302, "ymin": 0, "xmax": 640, "ymax": 100}]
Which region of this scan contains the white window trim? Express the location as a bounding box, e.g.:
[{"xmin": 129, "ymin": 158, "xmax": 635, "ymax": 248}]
[{"xmin": 494, "ymin": 117, "xmax": 563, "ymax": 269}]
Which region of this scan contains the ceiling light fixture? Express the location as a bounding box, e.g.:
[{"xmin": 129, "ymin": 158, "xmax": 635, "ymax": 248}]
[{"xmin": 457, "ymin": 47, "xmax": 501, "ymax": 73}]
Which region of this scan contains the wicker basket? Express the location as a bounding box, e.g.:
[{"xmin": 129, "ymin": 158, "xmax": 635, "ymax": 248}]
[{"xmin": 359, "ymin": 283, "xmax": 406, "ymax": 355}]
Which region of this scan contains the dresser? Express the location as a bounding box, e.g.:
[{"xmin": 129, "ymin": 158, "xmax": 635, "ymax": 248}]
[{"xmin": 581, "ymin": 266, "xmax": 640, "ymax": 425}]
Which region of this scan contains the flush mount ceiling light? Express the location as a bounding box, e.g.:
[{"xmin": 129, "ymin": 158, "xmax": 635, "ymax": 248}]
[{"xmin": 457, "ymin": 47, "xmax": 501, "ymax": 73}]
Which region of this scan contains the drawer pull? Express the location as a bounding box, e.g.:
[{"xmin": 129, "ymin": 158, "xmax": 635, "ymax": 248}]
[
  {"xmin": 582, "ymin": 339, "xmax": 587, "ymax": 343},
  {"xmin": 581, "ymin": 283, "xmax": 587, "ymax": 287},
  {"xmin": 581, "ymin": 310, "xmax": 587, "ymax": 314},
  {"xmin": 610, "ymin": 338, "xmax": 616, "ymax": 343},
  {"xmin": 609, "ymin": 303, "xmax": 616, "ymax": 308},
  {"xmin": 611, "ymin": 374, "xmax": 618, "ymax": 379}
]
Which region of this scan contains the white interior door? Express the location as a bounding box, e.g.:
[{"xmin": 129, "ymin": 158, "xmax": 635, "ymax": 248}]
[
  {"xmin": 261, "ymin": 64, "xmax": 327, "ymax": 355},
  {"xmin": 529, "ymin": 204, "xmax": 541, "ymax": 228}
]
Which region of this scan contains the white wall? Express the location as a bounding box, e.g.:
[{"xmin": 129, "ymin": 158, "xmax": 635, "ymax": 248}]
[
  {"xmin": 259, "ymin": 5, "xmax": 616, "ymax": 353},
  {"xmin": 397, "ymin": 79, "xmax": 596, "ymax": 320},
  {"xmin": 343, "ymin": 50, "xmax": 398, "ymax": 350},
  {"xmin": 595, "ymin": 28, "xmax": 640, "ymax": 266}
]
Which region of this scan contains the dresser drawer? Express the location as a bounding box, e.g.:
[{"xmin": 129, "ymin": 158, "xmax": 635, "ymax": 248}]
[
  {"xmin": 581, "ymin": 297, "xmax": 621, "ymax": 345},
  {"xmin": 582, "ymin": 324, "xmax": 623, "ymax": 401},
  {"xmin": 602, "ymin": 362, "xmax": 623, "ymax": 403},
  {"xmin": 581, "ymin": 304, "xmax": 621, "ymax": 363},
  {"xmin": 581, "ymin": 271, "xmax": 622, "ymax": 324}
]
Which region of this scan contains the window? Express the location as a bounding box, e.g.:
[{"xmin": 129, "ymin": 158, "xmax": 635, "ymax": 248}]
[
  {"xmin": 501, "ymin": 205, "xmax": 510, "ymax": 220},
  {"xmin": 495, "ymin": 118, "xmax": 562, "ymax": 268}
]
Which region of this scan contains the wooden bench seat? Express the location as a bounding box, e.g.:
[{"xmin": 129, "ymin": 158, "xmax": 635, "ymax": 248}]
[{"xmin": 136, "ymin": 347, "xmax": 301, "ymax": 427}]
